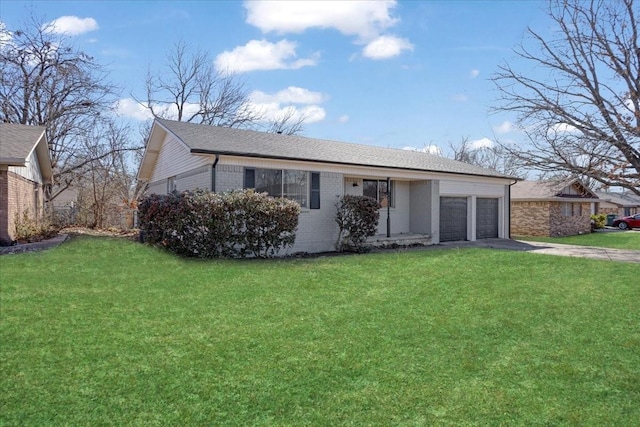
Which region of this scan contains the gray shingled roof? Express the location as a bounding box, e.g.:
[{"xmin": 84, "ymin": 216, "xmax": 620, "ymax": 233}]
[
  {"xmin": 156, "ymin": 119, "xmax": 516, "ymax": 179},
  {"xmin": 0, "ymin": 123, "xmax": 46, "ymax": 163},
  {"xmin": 512, "ymin": 179, "xmax": 599, "ymax": 200},
  {"xmin": 596, "ymin": 191, "xmax": 640, "ymax": 207}
]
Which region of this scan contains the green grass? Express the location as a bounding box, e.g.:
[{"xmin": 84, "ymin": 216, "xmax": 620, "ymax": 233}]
[
  {"xmin": 1, "ymin": 236, "xmax": 639, "ymax": 426},
  {"xmin": 515, "ymin": 230, "xmax": 640, "ymax": 250}
]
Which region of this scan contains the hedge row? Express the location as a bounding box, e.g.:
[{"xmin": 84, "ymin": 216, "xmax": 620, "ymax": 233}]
[{"xmin": 138, "ymin": 189, "xmax": 300, "ymax": 258}]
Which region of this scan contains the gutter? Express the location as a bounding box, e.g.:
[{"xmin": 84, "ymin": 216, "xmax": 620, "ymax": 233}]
[
  {"xmin": 211, "ymin": 154, "xmax": 219, "ymax": 192},
  {"xmin": 508, "ymin": 179, "xmax": 519, "ymax": 239}
]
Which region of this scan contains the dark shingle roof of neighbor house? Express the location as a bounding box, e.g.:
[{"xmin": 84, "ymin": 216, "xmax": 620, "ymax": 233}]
[
  {"xmin": 0, "ymin": 123, "xmax": 47, "ymax": 164},
  {"xmin": 511, "ymin": 179, "xmax": 599, "ymax": 200},
  {"xmin": 155, "ymin": 118, "xmax": 516, "ymax": 180}
]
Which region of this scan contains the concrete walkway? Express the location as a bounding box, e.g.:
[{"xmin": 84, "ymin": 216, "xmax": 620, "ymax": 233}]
[{"xmin": 438, "ymin": 238, "xmax": 640, "ymax": 263}]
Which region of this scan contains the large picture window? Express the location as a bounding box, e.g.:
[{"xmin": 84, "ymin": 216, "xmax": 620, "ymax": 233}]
[
  {"xmin": 245, "ymin": 168, "xmax": 320, "ymax": 209},
  {"xmin": 363, "ymin": 179, "xmax": 394, "ymax": 208}
]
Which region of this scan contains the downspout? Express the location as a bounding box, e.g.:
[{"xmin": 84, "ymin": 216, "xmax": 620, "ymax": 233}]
[
  {"xmin": 211, "ymin": 154, "xmax": 219, "ymax": 192},
  {"xmin": 508, "ymin": 179, "xmax": 518, "ymax": 239},
  {"xmin": 386, "ymin": 176, "xmax": 391, "ymax": 238}
]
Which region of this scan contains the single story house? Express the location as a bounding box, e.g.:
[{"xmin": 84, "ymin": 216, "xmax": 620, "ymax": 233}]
[
  {"xmin": 511, "ymin": 179, "xmax": 598, "ymax": 237},
  {"xmin": 137, "ymin": 119, "xmax": 518, "ymax": 254},
  {"xmin": 595, "ymin": 191, "xmax": 640, "ymax": 217},
  {"xmin": 0, "ymin": 123, "xmax": 53, "ymax": 245}
]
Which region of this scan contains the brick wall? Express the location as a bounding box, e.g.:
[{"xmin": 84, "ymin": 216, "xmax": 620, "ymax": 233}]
[
  {"xmin": 512, "ymin": 200, "xmax": 591, "ymax": 237},
  {"xmin": 598, "ymin": 206, "xmax": 621, "ymax": 216},
  {"xmin": 0, "ymin": 171, "xmax": 44, "ymax": 245},
  {"xmin": 0, "ymin": 170, "xmax": 9, "ymax": 245},
  {"xmin": 549, "ymin": 202, "xmax": 592, "ymax": 236},
  {"xmin": 511, "ymin": 201, "xmax": 551, "ymax": 236},
  {"xmin": 288, "ymin": 171, "xmax": 344, "ymax": 254},
  {"xmin": 215, "ymin": 165, "xmax": 244, "ymax": 192},
  {"xmin": 175, "ymin": 165, "xmax": 211, "ymax": 192}
]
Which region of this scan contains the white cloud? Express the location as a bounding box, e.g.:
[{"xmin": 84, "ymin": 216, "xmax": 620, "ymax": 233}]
[
  {"xmin": 469, "ymin": 137, "xmax": 494, "ymax": 149},
  {"xmin": 549, "ymin": 123, "xmax": 579, "ymax": 134},
  {"xmin": 250, "ymin": 86, "xmax": 326, "ymax": 105},
  {"xmin": 114, "ymin": 98, "xmax": 153, "ymax": 121},
  {"xmin": 494, "ymin": 120, "xmax": 514, "ymax": 134},
  {"xmin": 338, "ymin": 115, "xmax": 350, "ymax": 123},
  {"xmin": 470, "ymin": 69, "xmax": 480, "ymax": 78},
  {"xmin": 244, "ymin": 0, "xmax": 398, "ymax": 41},
  {"xmin": 452, "ymin": 94, "xmax": 468, "ymax": 102},
  {"xmin": 362, "ymin": 35, "xmax": 413, "ymax": 60},
  {"xmin": 245, "ymin": 87, "xmax": 327, "ymax": 124},
  {"xmin": 625, "ymin": 98, "xmax": 637, "ymax": 112},
  {"xmin": 0, "ymin": 22, "xmax": 12, "ymax": 47},
  {"xmin": 403, "ymin": 145, "xmax": 442, "ymax": 155},
  {"xmin": 244, "ymin": 1, "xmax": 412, "ymax": 61},
  {"xmin": 44, "ymin": 16, "xmax": 99, "ymax": 36},
  {"xmin": 214, "ymin": 39, "xmax": 318, "ymax": 73}
]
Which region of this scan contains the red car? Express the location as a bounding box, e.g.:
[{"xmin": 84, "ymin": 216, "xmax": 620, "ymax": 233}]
[{"xmin": 612, "ymin": 213, "xmax": 640, "ymax": 230}]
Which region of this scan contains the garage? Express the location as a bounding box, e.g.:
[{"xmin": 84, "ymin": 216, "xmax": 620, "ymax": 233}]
[
  {"xmin": 476, "ymin": 198, "xmax": 499, "ymax": 239},
  {"xmin": 440, "ymin": 197, "xmax": 467, "ymax": 242}
]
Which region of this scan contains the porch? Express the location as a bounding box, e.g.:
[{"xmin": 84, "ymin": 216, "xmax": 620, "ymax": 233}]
[{"xmin": 367, "ymin": 233, "xmax": 433, "ymax": 249}]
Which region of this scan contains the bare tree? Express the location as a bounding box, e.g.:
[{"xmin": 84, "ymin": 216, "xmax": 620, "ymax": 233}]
[
  {"xmin": 0, "ymin": 14, "xmax": 123, "ymax": 201},
  {"xmin": 449, "ymin": 138, "xmax": 524, "ymax": 177},
  {"xmin": 72, "ymin": 119, "xmax": 141, "ymax": 229},
  {"xmin": 140, "ymin": 40, "xmax": 306, "ymax": 134},
  {"xmin": 492, "ymin": 0, "xmax": 640, "ymax": 195},
  {"xmin": 266, "ymin": 107, "xmax": 306, "ymax": 135},
  {"xmin": 139, "ymin": 40, "xmax": 260, "ymax": 128}
]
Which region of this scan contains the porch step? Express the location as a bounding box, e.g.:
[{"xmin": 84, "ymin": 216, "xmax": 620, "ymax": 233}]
[{"xmin": 368, "ymin": 234, "xmax": 433, "ymax": 249}]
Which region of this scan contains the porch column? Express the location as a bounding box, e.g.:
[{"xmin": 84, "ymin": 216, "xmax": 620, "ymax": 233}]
[{"xmin": 386, "ymin": 176, "xmax": 391, "ymax": 237}]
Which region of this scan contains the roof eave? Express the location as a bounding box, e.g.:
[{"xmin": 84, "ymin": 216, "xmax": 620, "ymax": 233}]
[
  {"xmin": 190, "ymin": 148, "xmax": 518, "ymax": 181},
  {"xmin": 0, "ymin": 157, "xmax": 27, "ymax": 166},
  {"xmin": 513, "ymin": 197, "xmax": 600, "ymax": 202}
]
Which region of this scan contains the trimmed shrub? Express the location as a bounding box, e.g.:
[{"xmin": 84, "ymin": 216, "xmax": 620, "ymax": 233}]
[
  {"xmin": 335, "ymin": 195, "xmax": 382, "ymax": 252},
  {"xmin": 591, "ymin": 213, "xmax": 606, "ymax": 231},
  {"xmin": 137, "ymin": 189, "xmax": 300, "ymax": 258}
]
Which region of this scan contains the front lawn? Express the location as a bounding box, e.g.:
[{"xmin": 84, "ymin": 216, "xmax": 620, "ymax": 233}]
[
  {"xmin": 515, "ymin": 230, "xmax": 640, "ymax": 250},
  {"xmin": 1, "ymin": 236, "xmax": 639, "ymax": 425}
]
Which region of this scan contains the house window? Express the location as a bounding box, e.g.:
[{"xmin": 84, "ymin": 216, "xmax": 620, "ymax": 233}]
[
  {"xmin": 363, "ymin": 179, "xmax": 394, "ymax": 208},
  {"xmin": 561, "ymin": 202, "xmax": 582, "ymax": 216},
  {"xmin": 167, "ymin": 176, "xmax": 177, "ymax": 193},
  {"xmin": 34, "ymin": 187, "xmax": 39, "ymax": 217},
  {"xmin": 244, "ymin": 168, "xmax": 320, "ymax": 209},
  {"xmin": 574, "ymin": 203, "xmax": 582, "ymax": 216}
]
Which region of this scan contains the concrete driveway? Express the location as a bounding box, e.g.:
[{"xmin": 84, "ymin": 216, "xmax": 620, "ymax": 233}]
[{"xmin": 439, "ymin": 238, "xmax": 640, "ymax": 263}]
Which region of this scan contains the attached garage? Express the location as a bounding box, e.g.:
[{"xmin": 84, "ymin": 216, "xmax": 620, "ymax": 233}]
[
  {"xmin": 476, "ymin": 198, "xmax": 499, "ymax": 239},
  {"xmin": 440, "ymin": 197, "xmax": 467, "ymax": 242}
]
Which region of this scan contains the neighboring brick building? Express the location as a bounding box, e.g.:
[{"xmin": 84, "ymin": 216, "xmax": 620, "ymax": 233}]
[
  {"xmin": 595, "ymin": 191, "xmax": 640, "ymax": 217},
  {"xmin": 0, "ymin": 123, "xmax": 52, "ymax": 245},
  {"xmin": 511, "ymin": 179, "xmax": 599, "ymax": 237}
]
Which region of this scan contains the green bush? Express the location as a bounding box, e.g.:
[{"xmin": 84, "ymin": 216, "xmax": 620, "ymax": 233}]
[
  {"xmin": 335, "ymin": 195, "xmax": 382, "ymax": 252},
  {"xmin": 591, "ymin": 213, "xmax": 606, "ymax": 230},
  {"xmin": 137, "ymin": 189, "xmax": 300, "ymax": 258}
]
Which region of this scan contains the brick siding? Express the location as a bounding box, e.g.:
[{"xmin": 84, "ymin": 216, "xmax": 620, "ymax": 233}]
[
  {"xmin": 0, "ymin": 171, "xmax": 45, "ymax": 245},
  {"xmin": 512, "ymin": 200, "xmax": 591, "ymax": 237}
]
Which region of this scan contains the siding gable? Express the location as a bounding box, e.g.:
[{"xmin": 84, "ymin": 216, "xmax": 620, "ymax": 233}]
[
  {"xmin": 8, "ymin": 149, "xmax": 43, "ymax": 184},
  {"xmin": 149, "ymin": 133, "xmax": 210, "ymax": 183}
]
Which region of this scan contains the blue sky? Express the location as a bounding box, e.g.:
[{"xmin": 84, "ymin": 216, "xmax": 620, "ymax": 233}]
[{"xmin": 1, "ymin": 0, "xmax": 551, "ymax": 154}]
